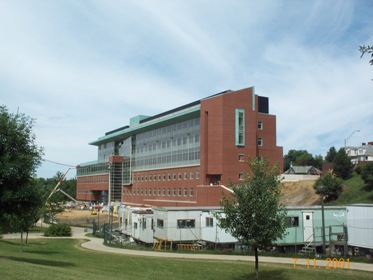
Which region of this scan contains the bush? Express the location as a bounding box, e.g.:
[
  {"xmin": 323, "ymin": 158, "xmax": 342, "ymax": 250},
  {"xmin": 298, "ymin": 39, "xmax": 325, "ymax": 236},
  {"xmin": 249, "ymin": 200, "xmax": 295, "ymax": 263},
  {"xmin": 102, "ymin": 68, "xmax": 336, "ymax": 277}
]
[
  {"xmin": 313, "ymin": 172, "xmax": 343, "ymax": 202},
  {"xmin": 355, "ymin": 165, "xmax": 362, "ymax": 175},
  {"xmin": 361, "ymin": 162, "xmax": 373, "ymax": 187},
  {"xmin": 44, "ymin": 223, "xmax": 72, "ymax": 237}
]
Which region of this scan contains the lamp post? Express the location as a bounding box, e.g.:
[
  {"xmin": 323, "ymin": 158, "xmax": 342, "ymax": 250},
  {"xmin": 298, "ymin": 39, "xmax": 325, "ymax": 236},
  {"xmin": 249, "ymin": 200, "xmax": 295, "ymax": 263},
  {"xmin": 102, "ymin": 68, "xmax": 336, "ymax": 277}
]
[
  {"xmin": 108, "ymin": 163, "xmax": 112, "ymax": 223},
  {"xmin": 317, "ymin": 184, "xmax": 326, "ymax": 254},
  {"xmin": 344, "ymin": 130, "xmax": 360, "ymax": 149}
]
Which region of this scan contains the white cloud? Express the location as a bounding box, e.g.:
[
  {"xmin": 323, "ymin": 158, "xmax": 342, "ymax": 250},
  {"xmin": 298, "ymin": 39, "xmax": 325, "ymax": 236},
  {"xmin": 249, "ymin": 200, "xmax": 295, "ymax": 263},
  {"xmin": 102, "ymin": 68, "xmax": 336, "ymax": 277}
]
[{"xmin": 0, "ymin": 0, "xmax": 372, "ymax": 178}]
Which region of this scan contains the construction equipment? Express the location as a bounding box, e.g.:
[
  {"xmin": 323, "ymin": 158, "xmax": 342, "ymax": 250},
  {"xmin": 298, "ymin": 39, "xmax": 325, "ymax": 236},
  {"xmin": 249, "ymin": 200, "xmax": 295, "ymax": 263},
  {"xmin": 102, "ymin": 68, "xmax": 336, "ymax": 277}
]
[{"xmin": 46, "ymin": 168, "xmax": 76, "ymax": 203}]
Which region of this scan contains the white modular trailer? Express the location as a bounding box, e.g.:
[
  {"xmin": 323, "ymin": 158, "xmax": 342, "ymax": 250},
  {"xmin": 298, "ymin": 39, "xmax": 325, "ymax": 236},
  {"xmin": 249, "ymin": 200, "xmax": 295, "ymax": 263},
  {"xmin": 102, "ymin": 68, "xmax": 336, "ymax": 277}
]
[
  {"xmin": 201, "ymin": 211, "xmax": 238, "ymax": 243},
  {"xmin": 118, "ymin": 207, "xmax": 153, "ymax": 238},
  {"xmin": 153, "ymin": 207, "xmax": 203, "ymax": 242},
  {"xmin": 131, "ymin": 211, "xmax": 154, "ymax": 243},
  {"xmin": 153, "ymin": 207, "xmax": 238, "ymax": 244},
  {"xmin": 347, "ymin": 204, "xmax": 373, "ymax": 250}
]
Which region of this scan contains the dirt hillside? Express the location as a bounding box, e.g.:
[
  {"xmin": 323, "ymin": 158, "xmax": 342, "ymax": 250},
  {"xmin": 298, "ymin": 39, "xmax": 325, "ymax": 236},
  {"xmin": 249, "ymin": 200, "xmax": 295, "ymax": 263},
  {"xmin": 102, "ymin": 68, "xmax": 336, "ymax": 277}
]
[
  {"xmin": 57, "ymin": 181, "xmax": 320, "ymax": 221},
  {"xmin": 280, "ymin": 180, "xmax": 321, "ymax": 206}
]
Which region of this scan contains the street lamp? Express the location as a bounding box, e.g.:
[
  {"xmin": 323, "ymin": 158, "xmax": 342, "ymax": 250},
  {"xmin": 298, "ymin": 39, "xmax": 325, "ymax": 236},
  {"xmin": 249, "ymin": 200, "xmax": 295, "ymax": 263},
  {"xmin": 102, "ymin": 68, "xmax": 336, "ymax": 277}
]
[
  {"xmin": 317, "ymin": 184, "xmax": 326, "ymax": 254},
  {"xmin": 108, "ymin": 163, "xmax": 112, "ymax": 222},
  {"xmin": 344, "ymin": 130, "xmax": 360, "ymax": 149}
]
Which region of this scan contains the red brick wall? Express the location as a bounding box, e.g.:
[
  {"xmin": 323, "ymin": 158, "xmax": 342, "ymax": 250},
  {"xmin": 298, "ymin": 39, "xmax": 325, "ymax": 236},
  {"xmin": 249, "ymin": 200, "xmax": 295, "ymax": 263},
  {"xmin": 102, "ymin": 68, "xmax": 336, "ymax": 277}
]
[{"xmin": 200, "ymin": 87, "xmax": 283, "ymax": 186}]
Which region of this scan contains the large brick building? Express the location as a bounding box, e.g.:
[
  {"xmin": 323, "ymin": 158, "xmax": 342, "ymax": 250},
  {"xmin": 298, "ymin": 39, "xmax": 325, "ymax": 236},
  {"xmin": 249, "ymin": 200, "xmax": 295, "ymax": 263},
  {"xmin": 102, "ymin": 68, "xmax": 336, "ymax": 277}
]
[{"xmin": 76, "ymin": 86, "xmax": 283, "ymax": 207}]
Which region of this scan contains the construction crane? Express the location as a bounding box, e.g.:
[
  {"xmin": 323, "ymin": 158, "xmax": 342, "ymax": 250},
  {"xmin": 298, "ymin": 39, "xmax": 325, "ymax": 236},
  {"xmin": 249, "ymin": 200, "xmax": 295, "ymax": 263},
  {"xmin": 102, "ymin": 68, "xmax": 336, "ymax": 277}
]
[{"xmin": 46, "ymin": 167, "xmax": 79, "ymax": 204}]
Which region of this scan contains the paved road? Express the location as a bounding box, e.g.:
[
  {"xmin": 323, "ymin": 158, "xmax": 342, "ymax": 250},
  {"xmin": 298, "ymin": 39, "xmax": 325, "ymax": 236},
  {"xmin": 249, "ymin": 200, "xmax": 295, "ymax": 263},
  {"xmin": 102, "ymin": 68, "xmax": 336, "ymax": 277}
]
[{"xmin": 3, "ymin": 226, "xmax": 373, "ymax": 272}]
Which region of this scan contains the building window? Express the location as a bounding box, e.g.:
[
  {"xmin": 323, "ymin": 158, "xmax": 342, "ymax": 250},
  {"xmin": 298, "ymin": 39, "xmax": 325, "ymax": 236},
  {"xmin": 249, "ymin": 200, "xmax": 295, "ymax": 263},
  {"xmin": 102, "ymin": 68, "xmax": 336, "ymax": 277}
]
[
  {"xmin": 178, "ymin": 188, "xmax": 181, "ymax": 196},
  {"xmin": 158, "ymin": 174, "xmax": 161, "ymax": 181},
  {"xmin": 173, "ymin": 173, "xmax": 176, "ymax": 180},
  {"xmin": 153, "ymin": 188, "xmax": 156, "ymax": 196},
  {"xmin": 190, "ymin": 172, "xmax": 194, "ymax": 180},
  {"xmin": 157, "ymin": 219, "xmax": 164, "ymax": 228},
  {"xmin": 235, "ymin": 109, "xmax": 245, "ymax": 146},
  {"xmin": 184, "ymin": 172, "xmax": 188, "ymax": 180},
  {"xmin": 206, "ymin": 217, "xmax": 213, "ymax": 227},
  {"xmin": 239, "ymin": 172, "xmax": 244, "ymax": 181},
  {"xmin": 173, "ymin": 188, "xmax": 176, "ymax": 196},
  {"xmin": 239, "ymin": 154, "xmax": 244, "ymax": 162},
  {"xmin": 190, "ymin": 188, "xmax": 194, "ymax": 197},
  {"xmin": 184, "ymin": 188, "xmax": 188, "ymax": 196},
  {"xmin": 257, "ymin": 121, "xmax": 263, "ymax": 130},
  {"xmin": 178, "ymin": 173, "xmax": 182, "ymax": 180},
  {"xmin": 177, "ymin": 219, "xmax": 195, "ymax": 229},
  {"xmin": 196, "ymin": 171, "xmax": 200, "ymax": 180},
  {"xmin": 163, "ymin": 174, "xmax": 166, "ymax": 181},
  {"xmin": 163, "ymin": 188, "xmax": 166, "ymax": 196},
  {"xmin": 158, "ymin": 188, "xmax": 161, "ymax": 196},
  {"xmin": 149, "ymin": 175, "xmax": 152, "ymax": 181},
  {"xmin": 168, "ymin": 188, "xmax": 171, "ymax": 196},
  {"xmin": 168, "ymin": 173, "xmax": 171, "ymax": 181},
  {"xmin": 286, "ymin": 216, "xmax": 299, "ymax": 227},
  {"xmin": 257, "ymin": 137, "xmax": 263, "ymax": 147}
]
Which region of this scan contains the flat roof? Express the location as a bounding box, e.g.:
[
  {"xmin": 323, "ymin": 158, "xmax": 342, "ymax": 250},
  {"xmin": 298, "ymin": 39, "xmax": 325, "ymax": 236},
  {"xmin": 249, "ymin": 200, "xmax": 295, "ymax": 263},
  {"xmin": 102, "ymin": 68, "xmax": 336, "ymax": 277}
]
[{"xmin": 88, "ymin": 88, "xmax": 248, "ymax": 146}]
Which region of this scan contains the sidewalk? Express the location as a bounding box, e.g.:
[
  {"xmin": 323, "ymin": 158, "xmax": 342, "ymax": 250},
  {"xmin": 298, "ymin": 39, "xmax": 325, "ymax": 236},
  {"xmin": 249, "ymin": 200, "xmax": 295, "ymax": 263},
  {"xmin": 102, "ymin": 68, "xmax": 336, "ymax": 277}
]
[{"xmin": 3, "ymin": 226, "xmax": 373, "ymax": 272}]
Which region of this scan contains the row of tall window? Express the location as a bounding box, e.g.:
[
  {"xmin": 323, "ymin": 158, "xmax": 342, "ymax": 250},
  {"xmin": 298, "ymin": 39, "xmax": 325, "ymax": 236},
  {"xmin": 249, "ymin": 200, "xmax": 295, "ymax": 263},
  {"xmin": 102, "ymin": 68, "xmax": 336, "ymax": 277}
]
[
  {"xmin": 133, "ymin": 171, "xmax": 200, "ymax": 183},
  {"xmin": 124, "ymin": 187, "xmax": 194, "ymax": 197}
]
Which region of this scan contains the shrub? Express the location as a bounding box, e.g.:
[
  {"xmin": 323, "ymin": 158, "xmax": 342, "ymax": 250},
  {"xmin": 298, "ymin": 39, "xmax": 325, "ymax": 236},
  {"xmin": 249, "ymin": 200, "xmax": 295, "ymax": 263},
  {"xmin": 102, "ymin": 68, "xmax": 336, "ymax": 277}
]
[
  {"xmin": 355, "ymin": 165, "xmax": 362, "ymax": 175},
  {"xmin": 313, "ymin": 172, "xmax": 343, "ymax": 202},
  {"xmin": 44, "ymin": 223, "xmax": 72, "ymax": 237},
  {"xmin": 361, "ymin": 162, "xmax": 373, "ymax": 187}
]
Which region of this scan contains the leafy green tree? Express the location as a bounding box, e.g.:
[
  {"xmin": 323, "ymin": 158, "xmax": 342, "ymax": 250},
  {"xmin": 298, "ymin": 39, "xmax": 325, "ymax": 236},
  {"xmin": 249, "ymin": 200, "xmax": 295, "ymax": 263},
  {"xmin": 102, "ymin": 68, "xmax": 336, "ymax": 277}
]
[
  {"xmin": 314, "ymin": 172, "xmax": 343, "ymax": 202},
  {"xmin": 360, "ymin": 45, "xmax": 373, "ymax": 65},
  {"xmin": 0, "ymin": 106, "xmax": 43, "ymax": 241},
  {"xmin": 218, "ymin": 157, "xmax": 287, "ymax": 279},
  {"xmin": 284, "ymin": 150, "xmax": 323, "ymax": 171},
  {"xmin": 4, "ymin": 180, "xmax": 44, "ymax": 250},
  {"xmin": 325, "ymin": 146, "xmax": 337, "ymax": 163},
  {"xmin": 333, "ymin": 148, "xmax": 353, "ymax": 179},
  {"xmin": 361, "ymin": 162, "xmax": 373, "ymax": 188}
]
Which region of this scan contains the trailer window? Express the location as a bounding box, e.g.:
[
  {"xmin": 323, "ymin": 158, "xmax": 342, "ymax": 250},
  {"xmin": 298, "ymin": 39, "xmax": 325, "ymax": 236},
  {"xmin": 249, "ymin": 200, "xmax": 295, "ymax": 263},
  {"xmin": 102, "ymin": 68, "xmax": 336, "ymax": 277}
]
[
  {"xmin": 157, "ymin": 219, "xmax": 164, "ymax": 228},
  {"xmin": 286, "ymin": 216, "xmax": 299, "ymax": 227},
  {"xmin": 177, "ymin": 219, "xmax": 195, "ymax": 229}
]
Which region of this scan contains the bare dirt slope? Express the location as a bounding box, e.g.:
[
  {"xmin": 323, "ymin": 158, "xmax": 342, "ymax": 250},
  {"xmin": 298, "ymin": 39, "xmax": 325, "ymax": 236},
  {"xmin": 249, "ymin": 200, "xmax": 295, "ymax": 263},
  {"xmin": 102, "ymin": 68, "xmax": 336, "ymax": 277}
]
[
  {"xmin": 57, "ymin": 181, "xmax": 320, "ymax": 221},
  {"xmin": 280, "ymin": 180, "xmax": 321, "ymax": 206}
]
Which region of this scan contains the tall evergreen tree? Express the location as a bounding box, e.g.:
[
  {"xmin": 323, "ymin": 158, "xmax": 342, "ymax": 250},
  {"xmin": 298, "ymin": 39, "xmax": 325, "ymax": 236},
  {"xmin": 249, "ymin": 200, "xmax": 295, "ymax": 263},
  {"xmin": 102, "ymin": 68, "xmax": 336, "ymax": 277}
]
[
  {"xmin": 333, "ymin": 148, "xmax": 353, "ymax": 179},
  {"xmin": 325, "ymin": 146, "xmax": 337, "ymax": 163}
]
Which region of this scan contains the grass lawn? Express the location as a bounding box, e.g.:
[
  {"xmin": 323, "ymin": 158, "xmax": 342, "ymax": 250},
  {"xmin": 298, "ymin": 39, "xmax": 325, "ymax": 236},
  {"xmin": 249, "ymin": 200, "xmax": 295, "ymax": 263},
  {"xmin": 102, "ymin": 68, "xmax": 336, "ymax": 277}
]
[{"xmin": 0, "ymin": 239, "xmax": 372, "ymax": 280}]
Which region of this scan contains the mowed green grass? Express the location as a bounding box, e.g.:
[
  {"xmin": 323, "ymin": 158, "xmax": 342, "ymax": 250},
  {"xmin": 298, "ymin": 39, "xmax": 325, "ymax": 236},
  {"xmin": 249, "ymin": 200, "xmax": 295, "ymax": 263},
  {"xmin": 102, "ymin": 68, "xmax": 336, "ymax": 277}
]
[{"xmin": 0, "ymin": 239, "xmax": 372, "ymax": 280}]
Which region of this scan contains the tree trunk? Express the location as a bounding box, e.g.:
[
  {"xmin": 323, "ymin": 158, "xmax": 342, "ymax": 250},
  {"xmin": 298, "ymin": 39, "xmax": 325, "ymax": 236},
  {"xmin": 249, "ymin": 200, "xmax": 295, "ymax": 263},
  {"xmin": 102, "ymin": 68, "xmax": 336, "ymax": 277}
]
[
  {"xmin": 26, "ymin": 231, "xmax": 29, "ymax": 244},
  {"xmin": 254, "ymin": 245, "xmax": 259, "ymax": 280},
  {"xmin": 20, "ymin": 230, "xmax": 23, "ymax": 253}
]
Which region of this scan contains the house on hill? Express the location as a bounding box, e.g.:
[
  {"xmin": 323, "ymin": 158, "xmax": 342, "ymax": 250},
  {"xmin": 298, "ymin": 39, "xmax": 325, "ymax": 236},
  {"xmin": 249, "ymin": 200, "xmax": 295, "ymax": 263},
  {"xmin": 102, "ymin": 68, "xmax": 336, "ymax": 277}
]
[
  {"xmin": 283, "ymin": 165, "xmax": 322, "ymax": 175},
  {"xmin": 346, "ymin": 142, "xmax": 373, "ymax": 165}
]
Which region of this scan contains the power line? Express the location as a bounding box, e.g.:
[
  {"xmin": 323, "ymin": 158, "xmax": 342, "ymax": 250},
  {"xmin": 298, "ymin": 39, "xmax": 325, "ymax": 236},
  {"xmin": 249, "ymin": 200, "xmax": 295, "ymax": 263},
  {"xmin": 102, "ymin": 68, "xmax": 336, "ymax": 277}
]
[{"xmin": 42, "ymin": 158, "xmax": 76, "ymax": 168}]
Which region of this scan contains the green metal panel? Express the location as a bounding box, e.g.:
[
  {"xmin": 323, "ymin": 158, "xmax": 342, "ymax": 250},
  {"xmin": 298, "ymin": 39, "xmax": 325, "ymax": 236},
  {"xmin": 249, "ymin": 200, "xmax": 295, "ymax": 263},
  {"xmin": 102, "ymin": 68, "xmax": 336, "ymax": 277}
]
[{"xmin": 277, "ymin": 206, "xmax": 347, "ymax": 245}]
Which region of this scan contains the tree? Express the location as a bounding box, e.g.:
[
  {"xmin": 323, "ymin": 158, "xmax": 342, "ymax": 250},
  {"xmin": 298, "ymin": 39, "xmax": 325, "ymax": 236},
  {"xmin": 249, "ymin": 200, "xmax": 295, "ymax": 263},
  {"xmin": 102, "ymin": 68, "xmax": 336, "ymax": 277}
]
[
  {"xmin": 332, "ymin": 148, "xmax": 353, "ymax": 179},
  {"xmin": 360, "ymin": 45, "xmax": 373, "ymax": 65},
  {"xmin": 218, "ymin": 157, "xmax": 287, "ymax": 279},
  {"xmin": 0, "ymin": 106, "xmax": 43, "ymax": 247},
  {"xmin": 325, "ymin": 146, "xmax": 337, "ymax": 163},
  {"xmin": 360, "ymin": 162, "xmax": 373, "ymax": 188},
  {"xmin": 4, "ymin": 180, "xmax": 44, "ymax": 250},
  {"xmin": 313, "ymin": 172, "xmax": 343, "ymax": 202},
  {"xmin": 283, "ymin": 150, "xmax": 323, "ymax": 171}
]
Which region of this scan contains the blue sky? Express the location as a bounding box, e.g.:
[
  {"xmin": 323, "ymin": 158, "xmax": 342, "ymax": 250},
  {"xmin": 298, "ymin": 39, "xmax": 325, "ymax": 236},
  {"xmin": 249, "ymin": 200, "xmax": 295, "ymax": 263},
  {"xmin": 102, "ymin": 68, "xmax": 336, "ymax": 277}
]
[{"xmin": 1, "ymin": 0, "xmax": 372, "ymax": 179}]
